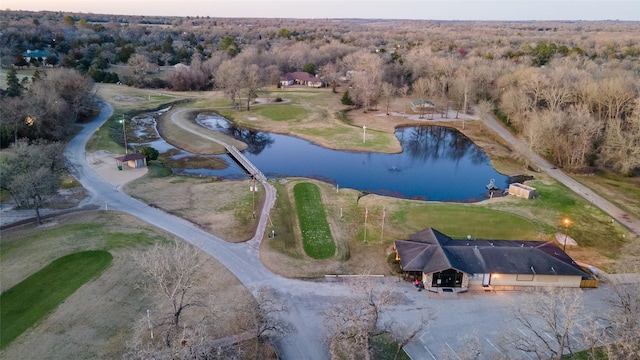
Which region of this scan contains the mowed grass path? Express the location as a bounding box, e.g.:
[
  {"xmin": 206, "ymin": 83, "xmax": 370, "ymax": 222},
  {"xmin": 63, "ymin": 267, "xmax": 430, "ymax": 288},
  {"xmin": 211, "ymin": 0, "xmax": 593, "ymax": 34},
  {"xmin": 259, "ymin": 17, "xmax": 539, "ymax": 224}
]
[
  {"xmin": 0, "ymin": 250, "xmax": 113, "ymax": 349},
  {"xmin": 294, "ymin": 182, "xmax": 336, "ymax": 259}
]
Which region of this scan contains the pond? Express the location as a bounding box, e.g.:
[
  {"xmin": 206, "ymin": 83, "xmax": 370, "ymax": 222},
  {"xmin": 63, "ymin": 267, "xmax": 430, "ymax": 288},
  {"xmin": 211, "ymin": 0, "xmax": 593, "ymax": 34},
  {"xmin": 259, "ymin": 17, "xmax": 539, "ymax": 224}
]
[{"xmin": 175, "ymin": 114, "xmax": 510, "ymax": 202}]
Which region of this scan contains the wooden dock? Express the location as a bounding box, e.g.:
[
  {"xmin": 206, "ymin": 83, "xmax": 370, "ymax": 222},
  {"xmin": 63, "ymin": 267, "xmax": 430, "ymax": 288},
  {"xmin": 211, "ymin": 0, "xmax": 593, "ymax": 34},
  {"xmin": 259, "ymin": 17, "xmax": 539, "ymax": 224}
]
[{"xmin": 226, "ymin": 145, "xmax": 266, "ymax": 182}]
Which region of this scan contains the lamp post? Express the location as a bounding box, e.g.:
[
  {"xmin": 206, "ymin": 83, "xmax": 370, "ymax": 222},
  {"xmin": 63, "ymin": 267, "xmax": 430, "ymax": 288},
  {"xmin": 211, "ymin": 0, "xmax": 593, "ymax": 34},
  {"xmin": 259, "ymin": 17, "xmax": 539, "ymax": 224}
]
[
  {"xmin": 362, "ymin": 125, "xmax": 366, "ymax": 144},
  {"xmin": 119, "ymin": 116, "xmax": 128, "ymax": 154},
  {"xmin": 562, "ymin": 218, "xmax": 570, "ymax": 251}
]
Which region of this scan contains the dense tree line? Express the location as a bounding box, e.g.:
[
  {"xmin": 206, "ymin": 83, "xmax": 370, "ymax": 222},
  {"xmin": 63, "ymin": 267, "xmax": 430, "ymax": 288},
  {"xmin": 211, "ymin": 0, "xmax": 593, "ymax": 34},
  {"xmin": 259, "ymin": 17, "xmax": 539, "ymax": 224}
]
[
  {"xmin": 1, "ymin": 67, "xmax": 95, "ymax": 146},
  {"xmin": 1, "ymin": 11, "xmax": 639, "ymax": 176},
  {"xmin": 0, "ymin": 139, "xmax": 65, "ymax": 224}
]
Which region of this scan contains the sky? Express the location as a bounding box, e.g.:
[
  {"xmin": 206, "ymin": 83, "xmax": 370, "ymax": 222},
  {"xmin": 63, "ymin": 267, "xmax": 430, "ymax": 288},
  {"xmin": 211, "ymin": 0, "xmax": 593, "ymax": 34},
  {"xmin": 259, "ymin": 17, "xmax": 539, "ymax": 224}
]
[{"xmin": 4, "ymin": 0, "xmax": 639, "ymax": 21}]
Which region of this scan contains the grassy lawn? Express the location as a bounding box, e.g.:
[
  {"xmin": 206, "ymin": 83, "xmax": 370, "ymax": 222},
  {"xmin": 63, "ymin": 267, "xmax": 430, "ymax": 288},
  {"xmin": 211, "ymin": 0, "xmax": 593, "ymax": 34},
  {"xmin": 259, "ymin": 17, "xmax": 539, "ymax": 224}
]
[
  {"xmin": 254, "ymin": 103, "xmax": 308, "ymax": 122},
  {"xmin": 267, "ymin": 181, "xmax": 304, "ymax": 259},
  {"xmin": 86, "ymin": 110, "xmax": 129, "ymax": 153},
  {"xmin": 293, "ymin": 182, "xmax": 336, "ymax": 259},
  {"xmin": 571, "ymin": 170, "xmax": 640, "ymax": 220},
  {"xmin": 0, "ymin": 211, "xmax": 256, "ymax": 359},
  {"xmin": 125, "ymin": 177, "xmax": 261, "ymax": 242},
  {"xmin": 484, "ymin": 180, "xmax": 629, "ymax": 255},
  {"xmin": 214, "ymin": 88, "xmax": 404, "ymax": 153},
  {"xmin": 0, "ymin": 250, "xmax": 113, "ymax": 349},
  {"xmin": 371, "ymin": 333, "xmax": 410, "ymax": 360}
]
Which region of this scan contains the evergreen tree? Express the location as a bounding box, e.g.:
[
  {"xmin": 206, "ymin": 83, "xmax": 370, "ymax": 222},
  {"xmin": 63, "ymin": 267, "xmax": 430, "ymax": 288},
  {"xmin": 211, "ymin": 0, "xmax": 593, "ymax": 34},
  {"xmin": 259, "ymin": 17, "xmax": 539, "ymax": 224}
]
[
  {"xmin": 140, "ymin": 146, "xmax": 159, "ymax": 161},
  {"xmin": 303, "ymin": 63, "xmax": 316, "ymax": 75},
  {"xmin": 341, "ymin": 90, "xmax": 353, "ymax": 106},
  {"xmin": 6, "ymin": 66, "xmax": 23, "ymax": 97}
]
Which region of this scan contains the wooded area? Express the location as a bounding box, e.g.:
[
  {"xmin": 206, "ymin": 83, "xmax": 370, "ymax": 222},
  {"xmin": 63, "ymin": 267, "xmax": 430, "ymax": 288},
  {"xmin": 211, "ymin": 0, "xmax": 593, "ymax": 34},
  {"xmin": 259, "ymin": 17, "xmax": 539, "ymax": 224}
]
[{"xmin": 2, "ymin": 11, "xmax": 638, "ymax": 176}]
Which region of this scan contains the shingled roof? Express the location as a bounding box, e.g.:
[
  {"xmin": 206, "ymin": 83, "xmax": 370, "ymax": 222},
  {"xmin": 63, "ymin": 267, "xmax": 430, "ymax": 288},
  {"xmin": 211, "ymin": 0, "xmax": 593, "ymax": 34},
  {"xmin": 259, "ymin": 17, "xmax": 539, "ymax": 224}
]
[
  {"xmin": 115, "ymin": 153, "xmax": 146, "ymax": 162},
  {"xmin": 395, "ymin": 228, "xmax": 587, "ymax": 277}
]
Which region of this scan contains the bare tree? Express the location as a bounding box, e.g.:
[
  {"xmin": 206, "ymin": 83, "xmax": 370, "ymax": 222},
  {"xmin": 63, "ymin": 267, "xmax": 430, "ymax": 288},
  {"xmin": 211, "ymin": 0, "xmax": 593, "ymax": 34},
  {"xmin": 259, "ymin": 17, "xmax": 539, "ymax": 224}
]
[
  {"xmin": 342, "ymin": 51, "xmax": 384, "ymax": 111},
  {"xmin": 411, "ymin": 77, "xmax": 430, "ymax": 119},
  {"xmin": 242, "ymin": 64, "xmax": 262, "ymax": 111},
  {"xmin": 0, "ymin": 95, "xmax": 28, "ymax": 144},
  {"xmin": 383, "ymin": 311, "xmax": 436, "ymax": 360},
  {"xmin": 324, "ymin": 276, "xmax": 398, "ymax": 360},
  {"xmin": 602, "ymin": 279, "xmax": 640, "ymax": 359},
  {"xmin": 170, "ymin": 52, "xmax": 209, "ymax": 91},
  {"xmin": 474, "ymin": 99, "xmax": 494, "ymax": 132},
  {"xmin": 598, "ymin": 99, "xmax": 640, "ymax": 176},
  {"xmin": 319, "ymin": 62, "xmax": 341, "ymax": 93},
  {"xmin": 397, "ymin": 84, "xmax": 409, "ymax": 115},
  {"xmin": 380, "ymin": 82, "xmax": 396, "ymax": 115},
  {"xmin": 451, "ymin": 65, "xmax": 475, "ymax": 118},
  {"xmin": 134, "ymin": 241, "xmax": 204, "ymax": 346},
  {"xmin": 215, "ymin": 58, "xmax": 244, "ymax": 110},
  {"xmin": 508, "ymin": 287, "xmax": 585, "ymax": 359},
  {"xmin": 124, "ymin": 53, "xmax": 157, "ymax": 87},
  {"xmin": 0, "ymin": 139, "xmax": 64, "ymax": 224}
]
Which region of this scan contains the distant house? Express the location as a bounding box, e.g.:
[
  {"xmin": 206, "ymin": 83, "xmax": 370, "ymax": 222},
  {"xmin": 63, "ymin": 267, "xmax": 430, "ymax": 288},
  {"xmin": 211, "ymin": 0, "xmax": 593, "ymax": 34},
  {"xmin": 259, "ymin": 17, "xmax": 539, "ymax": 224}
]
[
  {"xmin": 395, "ymin": 228, "xmax": 594, "ymax": 292},
  {"xmin": 23, "ymin": 49, "xmax": 52, "ymax": 65},
  {"xmin": 280, "ymin": 72, "xmax": 324, "ymax": 88},
  {"xmin": 115, "ymin": 153, "xmax": 147, "ymax": 169}
]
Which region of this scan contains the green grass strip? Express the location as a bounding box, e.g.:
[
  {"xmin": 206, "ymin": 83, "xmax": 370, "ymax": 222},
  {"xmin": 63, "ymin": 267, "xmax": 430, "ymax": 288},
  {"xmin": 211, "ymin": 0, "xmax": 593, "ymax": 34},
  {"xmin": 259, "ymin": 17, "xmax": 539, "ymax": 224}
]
[
  {"xmin": 293, "ymin": 182, "xmax": 336, "ymax": 259},
  {"xmin": 0, "ymin": 250, "xmax": 113, "ymax": 349}
]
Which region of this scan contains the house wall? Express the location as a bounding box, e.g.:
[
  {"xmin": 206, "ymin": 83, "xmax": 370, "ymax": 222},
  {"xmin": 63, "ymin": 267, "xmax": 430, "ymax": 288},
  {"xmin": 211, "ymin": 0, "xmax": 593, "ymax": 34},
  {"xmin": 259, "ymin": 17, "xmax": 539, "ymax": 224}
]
[
  {"xmin": 508, "ymin": 183, "xmax": 537, "ymax": 199},
  {"xmin": 127, "ymin": 159, "xmax": 147, "ymax": 168},
  {"xmin": 490, "ymin": 274, "xmax": 582, "ymax": 288},
  {"xmin": 423, "ymin": 273, "xmax": 432, "ymax": 288}
]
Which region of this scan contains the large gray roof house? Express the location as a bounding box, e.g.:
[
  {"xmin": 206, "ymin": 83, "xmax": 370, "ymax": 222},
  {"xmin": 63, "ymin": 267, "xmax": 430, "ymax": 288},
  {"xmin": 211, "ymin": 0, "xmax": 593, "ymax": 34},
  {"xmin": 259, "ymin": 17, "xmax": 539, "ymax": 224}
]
[{"xmin": 395, "ymin": 228, "xmax": 593, "ymax": 292}]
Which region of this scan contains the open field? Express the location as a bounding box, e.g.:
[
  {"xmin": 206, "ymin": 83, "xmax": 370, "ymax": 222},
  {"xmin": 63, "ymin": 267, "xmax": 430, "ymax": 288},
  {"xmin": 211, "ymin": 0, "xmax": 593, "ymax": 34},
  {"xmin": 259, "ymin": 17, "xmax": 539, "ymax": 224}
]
[
  {"xmin": 83, "ymin": 85, "xmax": 637, "ymax": 275},
  {"xmin": 0, "ymin": 211, "xmax": 256, "ymax": 358},
  {"xmin": 0, "ymin": 250, "xmax": 112, "ymax": 349},
  {"xmin": 124, "ymin": 176, "xmax": 262, "ymax": 242}
]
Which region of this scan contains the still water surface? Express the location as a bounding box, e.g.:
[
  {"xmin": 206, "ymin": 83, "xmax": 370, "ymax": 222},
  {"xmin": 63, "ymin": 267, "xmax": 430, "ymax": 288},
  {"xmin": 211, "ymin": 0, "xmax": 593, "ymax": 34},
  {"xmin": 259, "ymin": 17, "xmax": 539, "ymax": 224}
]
[{"xmin": 176, "ymin": 114, "xmax": 509, "ymax": 202}]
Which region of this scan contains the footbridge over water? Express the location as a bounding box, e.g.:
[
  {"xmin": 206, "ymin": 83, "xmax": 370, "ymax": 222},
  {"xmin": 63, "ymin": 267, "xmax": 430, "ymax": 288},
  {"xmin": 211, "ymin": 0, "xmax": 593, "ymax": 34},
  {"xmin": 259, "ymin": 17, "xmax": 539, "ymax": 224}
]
[{"xmin": 226, "ymin": 145, "xmax": 267, "ymax": 182}]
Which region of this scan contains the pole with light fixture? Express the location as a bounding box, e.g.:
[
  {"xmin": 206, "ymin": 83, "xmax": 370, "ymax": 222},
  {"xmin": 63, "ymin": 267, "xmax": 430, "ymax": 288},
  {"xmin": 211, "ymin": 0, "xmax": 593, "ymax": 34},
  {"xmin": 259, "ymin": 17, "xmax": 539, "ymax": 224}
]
[
  {"xmin": 562, "ymin": 218, "xmax": 570, "ymax": 251},
  {"xmin": 119, "ymin": 116, "xmax": 128, "ymax": 154}
]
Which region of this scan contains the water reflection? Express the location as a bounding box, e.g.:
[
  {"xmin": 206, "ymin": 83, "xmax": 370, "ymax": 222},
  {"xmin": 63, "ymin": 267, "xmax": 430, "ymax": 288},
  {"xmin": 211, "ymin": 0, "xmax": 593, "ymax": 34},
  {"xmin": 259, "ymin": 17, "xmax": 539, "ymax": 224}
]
[
  {"xmin": 197, "ymin": 114, "xmax": 274, "ymax": 155},
  {"xmin": 398, "ymin": 126, "xmax": 480, "ymax": 163},
  {"xmin": 194, "ymin": 113, "xmax": 508, "ymax": 202}
]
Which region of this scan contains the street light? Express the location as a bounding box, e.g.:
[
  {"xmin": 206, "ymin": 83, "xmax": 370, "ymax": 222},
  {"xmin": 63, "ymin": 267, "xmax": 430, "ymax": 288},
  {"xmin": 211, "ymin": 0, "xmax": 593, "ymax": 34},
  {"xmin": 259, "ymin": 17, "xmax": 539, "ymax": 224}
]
[
  {"xmin": 562, "ymin": 217, "xmax": 570, "ymax": 251},
  {"xmin": 362, "ymin": 125, "xmax": 366, "ymax": 144},
  {"xmin": 119, "ymin": 116, "xmax": 128, "ymax": 154}
]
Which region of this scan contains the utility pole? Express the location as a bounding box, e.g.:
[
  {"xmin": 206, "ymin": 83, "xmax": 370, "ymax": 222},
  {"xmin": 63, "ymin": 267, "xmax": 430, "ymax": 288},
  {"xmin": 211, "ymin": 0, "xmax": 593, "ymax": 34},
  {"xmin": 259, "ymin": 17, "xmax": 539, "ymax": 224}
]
[
  {"xmin": 562, "ymin": 218, "xmax": 570, "ymax": 251},
  {"xmin": 120, "ymin": 116, "xmax": 128, "ymax": 154}
]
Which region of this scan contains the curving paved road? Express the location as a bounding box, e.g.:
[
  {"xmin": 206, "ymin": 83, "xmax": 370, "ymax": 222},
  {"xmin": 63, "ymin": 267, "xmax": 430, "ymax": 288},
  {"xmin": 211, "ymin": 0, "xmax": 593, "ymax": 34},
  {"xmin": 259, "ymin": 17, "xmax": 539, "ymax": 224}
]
[{"xmin": 65, "ymin": 101, "xmax": 629, "ymax": 360}]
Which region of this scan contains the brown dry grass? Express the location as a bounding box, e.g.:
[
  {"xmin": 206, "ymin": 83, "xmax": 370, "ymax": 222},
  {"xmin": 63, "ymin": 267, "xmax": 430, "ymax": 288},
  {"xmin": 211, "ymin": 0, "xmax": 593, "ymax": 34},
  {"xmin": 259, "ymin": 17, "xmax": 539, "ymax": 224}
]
[
  {"xmin": 0, "ymin": 211, "xmax": 255, "ymax": 359},
  {"xmin": 124, "ymin": 176, "xmax": 261, "ymax": 242}
]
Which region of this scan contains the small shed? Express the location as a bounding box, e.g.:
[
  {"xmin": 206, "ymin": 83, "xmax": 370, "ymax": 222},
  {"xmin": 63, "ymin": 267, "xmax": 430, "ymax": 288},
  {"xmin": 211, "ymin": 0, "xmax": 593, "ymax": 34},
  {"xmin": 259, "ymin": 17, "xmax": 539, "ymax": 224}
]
[
  {"xmin": 115, "ymin": 153, "xmax": 147, "ymax": 169},
  {"xmin": 508, "ymin": 183, "xmax": 536, "ymax": 199}
]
